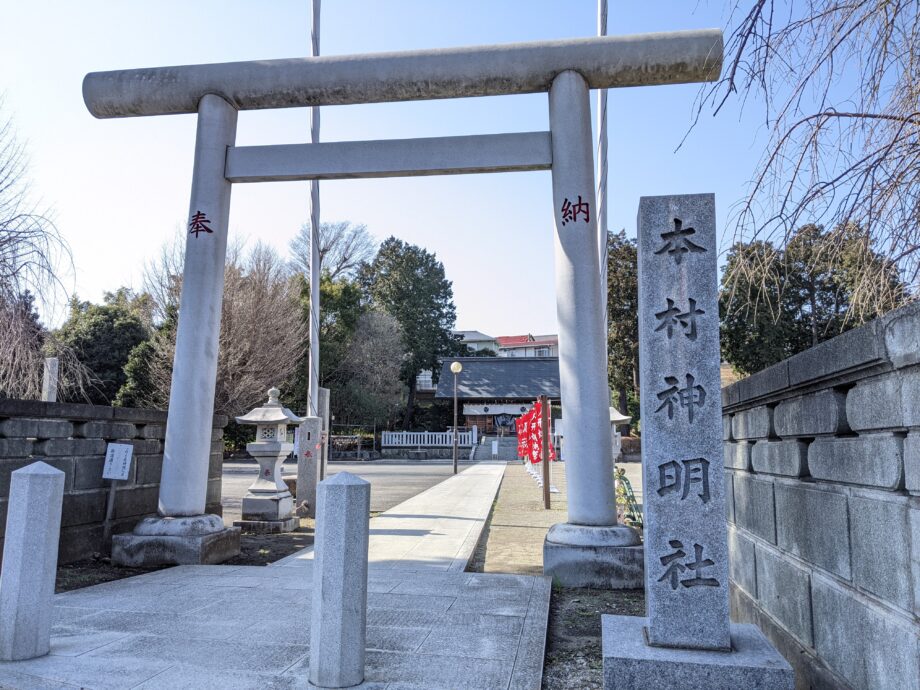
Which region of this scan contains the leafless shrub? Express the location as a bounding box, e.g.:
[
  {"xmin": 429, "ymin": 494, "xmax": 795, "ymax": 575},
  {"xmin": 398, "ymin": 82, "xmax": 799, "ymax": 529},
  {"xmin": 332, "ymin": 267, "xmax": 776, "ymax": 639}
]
[
  {"xmin": 696, "ymin": 1, "xmax": 919, "ymax": 319},
  {"xmin": 0, "ymin": 115, "xmax": 67, "ymax": 301},
  {"xmin": 141, "ymin": 237, "xmax": 306, "ymax": 416},
  {"xmin": 331, "ymin": 310, "xmax": 406, "ymax": 425},
  {"xmin": 0, "ymin": 105, "xmax": 93, "ymax": 400}
]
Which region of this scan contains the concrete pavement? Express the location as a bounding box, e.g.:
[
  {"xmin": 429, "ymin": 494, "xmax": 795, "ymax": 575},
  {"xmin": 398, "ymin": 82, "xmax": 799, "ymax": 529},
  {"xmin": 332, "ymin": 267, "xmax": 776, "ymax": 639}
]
[
  {"xmin": 1, "ymin": 461, "xmax": 550, "ymax": 689},
  {"xmin": 274, "ymin": 462, "xmax": 507, "ymax": 572},
  {"xmin": 221, "ymin": 461, "xmax": 476, "ymax": 524}
]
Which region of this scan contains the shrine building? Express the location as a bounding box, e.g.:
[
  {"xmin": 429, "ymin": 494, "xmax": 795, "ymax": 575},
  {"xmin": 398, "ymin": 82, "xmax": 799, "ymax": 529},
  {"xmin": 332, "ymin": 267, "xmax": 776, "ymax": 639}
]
[{"xmin": 433, "ymin": 357, "xmax": 560, "ymax": 434}]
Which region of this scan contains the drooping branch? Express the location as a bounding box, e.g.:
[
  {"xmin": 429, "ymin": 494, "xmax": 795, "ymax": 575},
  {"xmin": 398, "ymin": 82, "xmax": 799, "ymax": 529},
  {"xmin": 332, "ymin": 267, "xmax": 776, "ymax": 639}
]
[{"xmin": 693, "ymin": 1, "xmax": 919, "ymax": 319}]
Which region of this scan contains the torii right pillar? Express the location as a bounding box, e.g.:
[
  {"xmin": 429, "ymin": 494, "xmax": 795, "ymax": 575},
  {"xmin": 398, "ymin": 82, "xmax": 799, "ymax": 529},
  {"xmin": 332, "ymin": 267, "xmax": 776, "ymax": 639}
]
[{"xmin": 542, "ymin": 70, "xmax": 644, "ymax": 588}]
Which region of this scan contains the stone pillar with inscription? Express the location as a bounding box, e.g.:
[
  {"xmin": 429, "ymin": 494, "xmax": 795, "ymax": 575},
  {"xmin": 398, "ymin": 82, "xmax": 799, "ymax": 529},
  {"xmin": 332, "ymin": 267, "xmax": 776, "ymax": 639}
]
[
  {"xmin": 542, "ymin": 70, "xmax": 643, "ymax": 589},
  {"xmin": 601, "ymin": 195, "xmax": 792, "ymax": 689},
  {"xmin": 40, "ymin": 357, "xmax": 58, "ymax": 403},
  {"xmin": 112, "ymin": 94, "xmax": 242, "ymax": 566}
]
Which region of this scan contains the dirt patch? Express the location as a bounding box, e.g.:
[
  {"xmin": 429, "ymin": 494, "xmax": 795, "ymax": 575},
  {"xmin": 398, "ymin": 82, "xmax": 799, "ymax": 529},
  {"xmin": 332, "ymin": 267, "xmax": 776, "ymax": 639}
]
[
  {"xmin": 464, "ymin": 497, "xmax": 497, "ymax": 573},
  {"xmin": 223, "ymin": 521, "xmax": 314, "ymax": 566},
  {"xmin": 56, "ymin": 559, "xmax": 167, "ymax": 593},
  {"xmin": 542, "ymin": 584, "xmax": 645, "ymax": 690},
  {"xmin": 55, "ymin": 519, "xmax": 316, "ymax": 593}
]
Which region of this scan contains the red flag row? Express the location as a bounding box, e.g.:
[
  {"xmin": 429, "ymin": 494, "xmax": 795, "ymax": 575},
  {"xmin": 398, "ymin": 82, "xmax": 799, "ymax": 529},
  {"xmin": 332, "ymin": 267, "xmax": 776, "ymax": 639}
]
[{"xmin": 515, "ymin": 399, "xmax": 556, "ymax": 463}]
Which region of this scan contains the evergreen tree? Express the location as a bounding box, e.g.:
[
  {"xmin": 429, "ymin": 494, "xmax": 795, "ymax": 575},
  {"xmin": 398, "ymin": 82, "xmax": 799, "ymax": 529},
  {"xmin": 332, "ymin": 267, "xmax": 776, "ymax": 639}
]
[
  {"xmin": 720, "ymin": 241, "xmax": 802, "ymax": 375},
  {"xmin": 605, "ymin": 230, "xmax": 639, "ymax": 429},
  {"xmin": 291, "ymin": 272, "xmax": 364, "ymax": 412},
  {"xmin": 115, "ymin": 303, "xmax": 177, "ymax": 408},
  {"xmin": 56, "ymin": 291, "xmax": 150, "ymax": 404},
  {"xmin": 720, "ymin": 223, "xmax": 908, "ymax": 375},
  {"xmin": 360, "ymin": 237, "xmax": 457, "ymax": 429}
]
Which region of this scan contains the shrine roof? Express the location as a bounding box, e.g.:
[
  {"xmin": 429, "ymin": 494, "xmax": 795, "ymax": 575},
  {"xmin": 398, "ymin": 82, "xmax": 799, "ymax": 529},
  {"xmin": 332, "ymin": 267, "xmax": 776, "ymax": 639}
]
[{"xmin": 434, "ymin": 357, "xmax": 559, "ymax": 400}]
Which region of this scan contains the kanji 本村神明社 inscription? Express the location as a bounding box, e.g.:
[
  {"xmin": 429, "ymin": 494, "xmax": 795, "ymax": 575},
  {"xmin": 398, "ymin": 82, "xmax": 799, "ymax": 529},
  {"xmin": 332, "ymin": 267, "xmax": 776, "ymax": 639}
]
[
  {"xmin": 655, "ymin": 298, "xmax": 705, "ymax": 340},
  {"xmin": 656, "ymin": 458, "xmax": 710, "ymax": 503},
  {"xmin": 653, "ymin": 218, "xmax": 705, "ymax": 264},
  {"xmin": 638, "ymin": 194, "xmax": 730, "ymax": 650},
  {"xmin": 655, "ymin": 373, "xmax": 706, "ymax": 423},
  {"xmin": 657, "ymin": 540, "xmax": 720, "ymax": 590}
]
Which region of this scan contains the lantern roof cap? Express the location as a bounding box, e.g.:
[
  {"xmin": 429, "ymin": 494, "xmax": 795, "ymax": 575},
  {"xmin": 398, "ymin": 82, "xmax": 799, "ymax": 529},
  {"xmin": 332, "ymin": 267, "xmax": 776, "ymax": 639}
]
[
  {"xmin": 610, "ymin": 406, "xmax": 632, "ymax": 425},
  {"xmin": 235, "ymin": 387, "xmax": 306, "ymax": 425}
]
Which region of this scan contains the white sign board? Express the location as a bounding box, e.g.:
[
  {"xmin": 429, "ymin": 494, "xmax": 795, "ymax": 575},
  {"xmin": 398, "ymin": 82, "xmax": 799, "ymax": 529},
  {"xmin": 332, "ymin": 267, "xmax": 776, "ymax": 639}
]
[
  {"xmin": 103, "ymin": 443, "xmax": 134, "ymax": 481},
  {"xmin": 491, "ymin": 441, "xmax": 498, "ymax": 457}
]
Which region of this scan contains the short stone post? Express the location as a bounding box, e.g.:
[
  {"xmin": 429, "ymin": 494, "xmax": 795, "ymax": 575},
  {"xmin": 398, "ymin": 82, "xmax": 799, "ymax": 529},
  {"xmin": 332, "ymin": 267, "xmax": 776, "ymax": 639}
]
[
  {"xmin": 601, "ymin": 195, "xmax": 792, "ymax": 688},
  {"xmin": 318, "ymin": 386, "xmax": 331, "ymax": 481},
  {"xmin": 41, "ymin": 357, "xmax": 59, "ymax": 403},
  {"xmin": 296, "ymin": 416, "xmax": 323, "ymax": 518},
  {"xmin": 0, "ymin": 462, "xmax": 65, "ymax": 661},
  {"xmin": 309, "ymin": 472, "xmax": 370, "ymax": 688}
]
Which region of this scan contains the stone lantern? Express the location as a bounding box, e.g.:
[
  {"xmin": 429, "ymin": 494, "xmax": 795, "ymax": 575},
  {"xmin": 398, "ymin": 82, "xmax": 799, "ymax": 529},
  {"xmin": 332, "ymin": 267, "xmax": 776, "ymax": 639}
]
[
  {"xmin": 233, "ymin": 387, "xmax": 304, "ymax": 532},
  {"xmin": 610, "ymin": 405, "xmax": 632, "ymax": 458}
]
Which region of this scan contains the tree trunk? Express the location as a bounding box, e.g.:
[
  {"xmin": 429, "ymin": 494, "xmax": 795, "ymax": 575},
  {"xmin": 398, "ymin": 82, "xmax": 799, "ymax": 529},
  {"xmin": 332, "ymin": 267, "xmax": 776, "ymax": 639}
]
[
  {"xmin": 617, "ymin": 387, "xmax": 630, "ymax": 436},
  {"xmin": 403, "ymin": 376, "xmax": 417, "ymax": 430},
  {"xmin": 809, "ymin": 286, "xmax": 819, "ymax": 347},
  {"xmin": 631, "ymin": 347, "xmax": 640, "ymax": 392}
]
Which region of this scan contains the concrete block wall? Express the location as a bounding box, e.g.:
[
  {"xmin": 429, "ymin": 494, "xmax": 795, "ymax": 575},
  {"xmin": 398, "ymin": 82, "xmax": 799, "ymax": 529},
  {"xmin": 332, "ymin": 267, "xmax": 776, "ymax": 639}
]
[
  {"xmin": 723, "ymin": 301, "xmax": 920, "ymax": 690},
  {"xmin": 0, "ymin": 399, "xmax": 227, "ymax": 565}
]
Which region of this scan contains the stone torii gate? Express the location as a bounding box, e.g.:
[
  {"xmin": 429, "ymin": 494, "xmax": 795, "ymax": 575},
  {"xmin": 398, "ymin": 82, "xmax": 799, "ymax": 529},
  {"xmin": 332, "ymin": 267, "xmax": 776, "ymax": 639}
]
[{"xmin": 85, "ymin": 30, "xmax": 723, "ymax": 574}]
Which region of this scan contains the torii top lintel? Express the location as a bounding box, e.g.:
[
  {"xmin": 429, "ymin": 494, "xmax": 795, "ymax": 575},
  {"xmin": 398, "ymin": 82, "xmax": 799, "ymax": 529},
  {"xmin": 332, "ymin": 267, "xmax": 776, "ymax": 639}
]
[{"xmin": 83, "ymin": 30, "xmax": 722, "ymax": 119}]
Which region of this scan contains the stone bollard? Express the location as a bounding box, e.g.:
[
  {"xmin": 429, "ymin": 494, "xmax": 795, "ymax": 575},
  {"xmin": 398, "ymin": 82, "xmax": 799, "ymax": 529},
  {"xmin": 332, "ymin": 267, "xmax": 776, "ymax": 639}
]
[
  {"xmin": 309, "ymin": 472, "xmax": 370, "ymax": 688},
  {"xmin": 297, "ymin": 416, "xmax": 323, "ymax": 518},
  {"xmin": 0, "ymin": 462, "xmax": 65, "ymax": 661}
]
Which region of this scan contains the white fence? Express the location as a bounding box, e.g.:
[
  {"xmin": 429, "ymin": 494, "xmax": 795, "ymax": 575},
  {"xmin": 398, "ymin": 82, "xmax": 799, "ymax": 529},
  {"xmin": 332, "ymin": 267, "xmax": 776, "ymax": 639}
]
[{"xmin": 381, "ymin": 427, "xmax": 478, "ymax": 448}]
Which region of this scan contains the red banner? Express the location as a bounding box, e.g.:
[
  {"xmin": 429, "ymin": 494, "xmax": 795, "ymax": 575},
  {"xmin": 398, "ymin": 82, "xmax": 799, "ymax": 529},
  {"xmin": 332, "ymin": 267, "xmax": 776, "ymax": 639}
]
[
  {"xmin": 529, "ymin": 401, "xmax": 542, "ymax": 463},
  {"xmin": 518, "ymin": 412, "xmax": 531, "ymax": 459},
  {"xmin": 516, "ymin": 401, "xmax": 556, "ymax": 462}
]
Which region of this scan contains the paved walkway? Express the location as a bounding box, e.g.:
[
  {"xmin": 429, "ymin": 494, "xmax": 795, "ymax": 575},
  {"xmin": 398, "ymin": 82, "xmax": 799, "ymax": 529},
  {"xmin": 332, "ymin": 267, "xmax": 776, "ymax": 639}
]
[
  {"xmin": 222, "ymin": 461, "xmax": 477, "ymax": 523},
  {"xmin": 274, "ymin": 462, "xmax": 507, "ymax": 572},
  {"xmin": 0, "ymin": 462, "xmax": 550, "ymax": 689}
]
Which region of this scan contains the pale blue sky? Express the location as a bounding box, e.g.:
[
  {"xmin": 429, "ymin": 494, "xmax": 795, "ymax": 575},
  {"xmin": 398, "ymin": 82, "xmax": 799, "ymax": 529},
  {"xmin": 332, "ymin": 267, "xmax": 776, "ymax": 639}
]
[{"xmin": 2, "ymin": 1, "xmax": 765, "ymax": 334}]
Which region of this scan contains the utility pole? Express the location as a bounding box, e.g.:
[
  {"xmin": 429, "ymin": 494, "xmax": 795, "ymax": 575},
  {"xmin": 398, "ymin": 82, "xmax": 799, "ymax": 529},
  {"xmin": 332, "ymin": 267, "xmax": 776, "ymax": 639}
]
[{"xmin": 307, "ymin": 0, "xmax": 322, "ymax": 417}]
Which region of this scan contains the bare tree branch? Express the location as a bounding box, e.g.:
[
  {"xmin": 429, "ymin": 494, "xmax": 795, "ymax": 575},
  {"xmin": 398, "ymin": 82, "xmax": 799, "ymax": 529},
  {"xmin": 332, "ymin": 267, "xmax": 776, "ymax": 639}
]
[
  {"xmin": 693, "ymin": 1, "xmax": 919, "ymax": 318},
  {"xmin": 141, "ymin": 237, "xmax": 306, "ymax": 416},
  {"xmin": 289, "ymin": 220, "xmax": 376, "ymax": 280},
  {"xmin": 0, "ymin": 103, "xmax": 88, "ymax": 400}
]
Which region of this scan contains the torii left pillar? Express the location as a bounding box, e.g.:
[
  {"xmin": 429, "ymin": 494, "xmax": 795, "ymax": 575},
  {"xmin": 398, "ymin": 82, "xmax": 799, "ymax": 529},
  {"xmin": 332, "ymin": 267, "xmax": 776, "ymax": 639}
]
[{"xmin": 113, "ymin": 94, "xmax": 241, "ymax": 566}]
